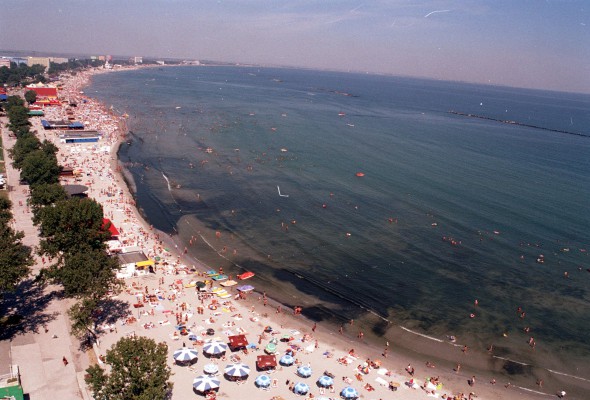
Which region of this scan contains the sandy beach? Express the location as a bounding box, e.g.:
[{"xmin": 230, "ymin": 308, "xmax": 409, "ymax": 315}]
[{"xmin": 21, "ymin": 66, "xmax": 569, "ymax": 400}]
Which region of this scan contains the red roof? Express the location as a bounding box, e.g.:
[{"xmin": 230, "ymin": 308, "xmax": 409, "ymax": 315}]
[{"xmin": 102, "ymin": 218, "xmax": 119, "ymax": 237}]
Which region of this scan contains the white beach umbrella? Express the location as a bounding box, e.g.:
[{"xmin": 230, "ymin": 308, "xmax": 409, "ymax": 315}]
[
  {"xmin": 297, "ymin": 365, "xmax": 312, "ymax": 378},
  {"xmin": 203, "ymin": 341, "xmax": 228, "ymax": 356},
  {"xmin": 224, "ymin": 363, "xmax": 251, "ymax": 378},
  {"xmin": 255, "ymin": 374, "xmax": 271, "ymax": 388},
  {"xmin": 173, "ymin": 347, "xmax": 198, "ymax": 363},
  {"xmin": 294, "ymin": 382, "xmax": 310, "ymax": 395},
  {"xmin": 192, "ymin": 375, "xmax": 220, "ymax": 393},
  {"xmin": 317, "ymin": 375, "xmax": 334, "ymax": 387}
]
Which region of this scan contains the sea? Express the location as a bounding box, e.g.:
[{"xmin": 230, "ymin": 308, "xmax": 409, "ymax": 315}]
[{"xmin": 87, "ymin": 66, "xmax": 590, "ymax": 386}]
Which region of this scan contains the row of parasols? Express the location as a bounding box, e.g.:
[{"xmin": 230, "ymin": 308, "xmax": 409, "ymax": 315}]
[{"xmin": 193, "ymin": 372, "xmax": 359, "ymax": 398}]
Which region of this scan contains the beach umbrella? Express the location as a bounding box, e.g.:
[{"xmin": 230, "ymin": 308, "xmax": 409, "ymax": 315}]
[
  {"xmin": 192, "ymin": 375, "xmax": 220, "ymax": 393},
  {"xmin": 237, "ymin": 285, "xmax": 255, "ymax": 292},
  {"xmin": 317, "ymin": 375, "xmax": 334, "ymax": 387},
  {"xmin": 173, "ymin": 347, "xmax": 198, "ymax": 364},
  {"xmin": 224, "ymin": 363, "xmax": 251, "ymax": 378},
  {"xmin": 294, "ymin": 382, "xmax": 310, "ymax": 395},
  {"xmin": 279, "ymin": 354, "xmax": 294, "ymax": 366},
  {"xmin": 203, "ymin": 363, "xmax": 219, "ymax": 375},
  {"xmin": 297, "ymin": 365, "xmax": 312, "ymax": 378},
  {"xmin": 203, "ymin": 341, "xmax": 228, "ymax": 356},
  {"xmin": 340, "ymin": 386, "xmax": 359, "ymax": 399},
  {"xmin": 195, "ymin": 281, "xmax": 207, "ymax": 288},
  {"xmin": 255, "ymin": 374, "xmax": 271, "ymax": 388}
]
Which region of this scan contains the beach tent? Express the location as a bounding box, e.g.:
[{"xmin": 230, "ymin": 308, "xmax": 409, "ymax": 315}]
[
  {"xmin": 256, "ymin": 354, "xmax": 277, "ymax": 371},
  {"xmin": 228, "ymin": 334, "xmax": 249, "ymax": 351}
]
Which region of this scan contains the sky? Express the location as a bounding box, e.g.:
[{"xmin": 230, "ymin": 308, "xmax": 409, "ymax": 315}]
[{"xmin": 1, "ymin": 0, "xmax": 589, "ymax": 93}]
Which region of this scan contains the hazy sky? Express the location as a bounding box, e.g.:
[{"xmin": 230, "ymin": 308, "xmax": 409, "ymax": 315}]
[{"xmin": 1, "ymin": 0, "xmax": 589, "ymax": 93}]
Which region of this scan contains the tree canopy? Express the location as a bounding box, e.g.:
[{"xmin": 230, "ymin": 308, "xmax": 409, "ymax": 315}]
[
  {"xmin": 24, "ymin": 89, "xmax": 37, "ymax": 104},
  {"xmin": 47, "ymin": 245, "xmax": 120, "ymax": 299},
  {"xmin": 29, "ymin": 183, "xmax": 68, "ymax": 211},
  {"xmin": 19, "ymin": 149, "xmax": 60, "ymax": 186},
  {"xmin": 37, "ymin": 197, "xmax": 108, "ymax": 257},
  {"xmin": 85, "ymin": 336, "xmax": 172, "ymax": 400}
]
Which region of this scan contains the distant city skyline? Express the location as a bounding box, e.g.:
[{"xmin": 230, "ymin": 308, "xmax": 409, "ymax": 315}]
[{"xmin": 1, "ymin": 0, "xmax": 589, "ymax": 93}]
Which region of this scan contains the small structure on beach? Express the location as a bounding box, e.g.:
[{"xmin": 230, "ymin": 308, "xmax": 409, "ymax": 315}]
[
  {"xmin": 62, "ymin": 184, "xmax": 88, "ymax": 198},
  {"xmin": 116, "ymin": 251, "xmax": 155, "ymax": 278},
  {"xmin": 59, "ymin": 131, "xmax": 101, "ymax": 143}
]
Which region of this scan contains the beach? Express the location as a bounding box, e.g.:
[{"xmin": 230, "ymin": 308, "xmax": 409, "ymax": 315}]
[{"xmin": 8, "ymin": 66, "xmax": 585, "ymax": 400}]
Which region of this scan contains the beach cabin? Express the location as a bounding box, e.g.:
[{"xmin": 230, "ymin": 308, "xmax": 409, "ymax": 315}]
[
  {"xmin": 59, "ymin": 131, "xmax": 101, "ymax": 144},
  {"xmin": 62, "ymin": 184, "xmax": 88, "ymax": 198},
  {"xmin": 116, "ymin": 251, "xmax": 155, "ymax": 278}
]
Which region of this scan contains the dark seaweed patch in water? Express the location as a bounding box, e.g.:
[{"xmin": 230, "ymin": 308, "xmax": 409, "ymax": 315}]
[{"xmin": 502, "ymin": 360, "xmax": 532, "ymax": 376}]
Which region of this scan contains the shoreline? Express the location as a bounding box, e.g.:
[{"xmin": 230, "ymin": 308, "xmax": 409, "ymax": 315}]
[{"xmin": 57, "ymin": 65, "xmax": 583, "ymax": 399}]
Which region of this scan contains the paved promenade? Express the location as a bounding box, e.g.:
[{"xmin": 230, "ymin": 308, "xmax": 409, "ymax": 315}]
[{"xmin": 0, "ymin": 118, "xmax": 90, "ymax": 399}]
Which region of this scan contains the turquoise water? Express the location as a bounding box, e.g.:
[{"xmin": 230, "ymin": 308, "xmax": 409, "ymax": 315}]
[{"xmin": 87, "ymin": 66, "xmax": 590, "ymax": 380}]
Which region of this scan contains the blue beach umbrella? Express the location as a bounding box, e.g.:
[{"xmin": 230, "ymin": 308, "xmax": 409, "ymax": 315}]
[
  {"xmin": 255, "ymin": 374, "xmax": 271, "ymax": 388},
  {"xmin": 317, "ymin": 375, "xmax": 334, "ymax": 387},
  {"xmin": 203, "ymin": 341, "xmax": 228, "ymax": 357},
  {"xmin": 224, "ymin": 363, "xmax": 251, "ymax": 378},
  {"xmin": 294, "ymin": 382, "xmax": 310, "ymax": 395},
  {"xmin": 341, "ymin": 386, "xmax": 359, "ymax": 399},
  {"xmin": 297, "ymin": 365, "xmax": 312, "ymax": 378},
  {"xmin": 193, "ymin": 375, "xmax": 220, "ymax": 393},
  {"xmin": 279, "ymin": 354, "xmax": 294, "ymax": 366},
  {"xmin": 173, "ymin": 347, "xmax": 198, "ymax": 364},
  {"xmin": 237, "ymin": 285, "xmax": 255, "ymax": 292}
]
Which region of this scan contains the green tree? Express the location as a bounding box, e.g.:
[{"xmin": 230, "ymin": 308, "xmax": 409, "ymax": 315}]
[
  {"xmin": 85, "ymin": 336, "xmax": 172, "ymax": 400},
  {"xmin": 7, "ymin": 105, "xmax": 31, "ymax": 133},
  {"xmin": 10, "ymin": 133, "xmax": 40, "ymax": 169},
  {"xmin": 29, "ymin": 183, "xmax": 68, "ymax": 212},
  {"xmin": 24, "ymin": 90, "xmax": 37, "ymax": 104},
  {"xmin": 37, "ymin": 197, "xmax": 108, "ymax": 257},
  {"xmin": 19, "ymin": 149, "xmax": 60, "ymax": 186},
  {"xmin": 47, "ymin": 246, "xmax": 120, "ymax": 299},
  {"xmin": 0, "ymin": 225, "xmax": 33, "ymax": 293}
]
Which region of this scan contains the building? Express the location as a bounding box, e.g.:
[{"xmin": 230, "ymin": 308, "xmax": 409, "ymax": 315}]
[
  {"xmin": 98, "ymin": 55, "xmax": 105, "ymax": 61},
  {"xmin": 27, "ymin": 56, "xmax": 50, "ymax": 69},
  {"xmin": 50, "ymin": 57, "xmax": 68, "ymax": 64},
  {"xmin": 0, "ymin": 58, "xmax": 10, "ymax": 68},
  {"xmin": 26, "ymin": 84, "xmax": 59, "ymax": 99},
  {"xmin": 133, "ymin": 56, "xmax": 143, "ymax": 64},
  {"xmin": 116, "ymin": 251, "xmax": 154, "ymax": 278}
]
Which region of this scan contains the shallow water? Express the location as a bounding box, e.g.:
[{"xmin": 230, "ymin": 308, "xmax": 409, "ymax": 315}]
[{"xmin": 88, "ymin": 66, "xmax": 590, "ymax": 380}]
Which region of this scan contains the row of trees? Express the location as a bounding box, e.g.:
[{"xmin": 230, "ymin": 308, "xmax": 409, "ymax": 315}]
[
  {"xmin": 0, "ymin": 63, "xmax": 46, "ymax": 87},
  {"xmin": 0, "ymin": 97, "xmax": 34, "ymax": 293}
]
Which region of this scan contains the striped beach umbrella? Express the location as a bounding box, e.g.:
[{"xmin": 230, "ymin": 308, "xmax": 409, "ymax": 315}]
[
  {"xmin": 279, "ymin": 354, "xmax": 294, "ymax": 366},
  {"xmin": 173, "ymin": 347, "xmax": 198, "ymax": 363},
  {"xmin": 297, "ymin": 365, "xmax": 312, "ymax": 378},
  {"xmin": 317, "ymin": 375, "xmax": 334, "ymax": 387},
  {"xmin": 192, "ymin": 375, "xmax": 220, "ymax": 393},
  {"xmin": 224, "ymin": 363, "xmax": 251, "ymax": 378},
  {"xmin": 203, "ymin": 341, "xmax": 228, "ymax": 357},
  {"xmin": 341, "ymin": 386, "xmax": 359, "ymax": 399},
  {"xmin": 294, "ymin": 382, "xmax": 310, "ymax": 395},
  {"xmin": 203, "ymin": 363, "xmax": 218, "ymax": 375},
  {"xmin": 255, "ymin": 374, "xmax": 271, "ymax": 388}
]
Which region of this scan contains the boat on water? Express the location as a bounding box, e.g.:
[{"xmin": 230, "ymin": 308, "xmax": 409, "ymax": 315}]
[
  {"xmin": 338, "ymin": 112, "xmax": 346, "ymax": 116},
  {"xmin": 238, "ymin": 271, "xmax": 255, "ymax": 280},
  {"xmin": 356, "ymin": 172, "xmax": 365, "ymax": 177}
]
